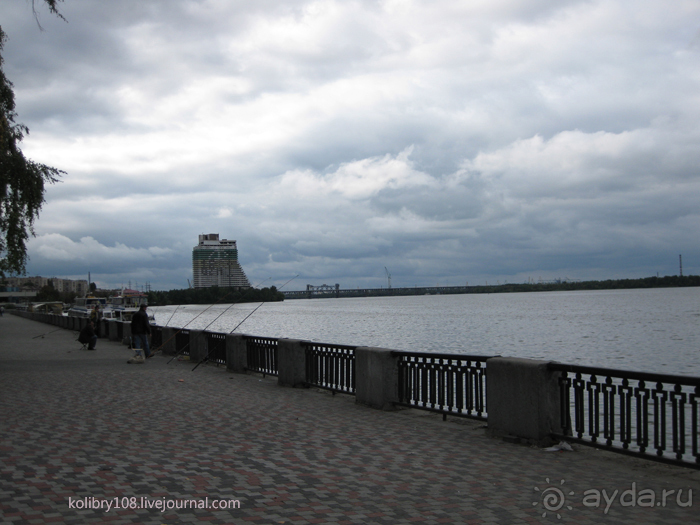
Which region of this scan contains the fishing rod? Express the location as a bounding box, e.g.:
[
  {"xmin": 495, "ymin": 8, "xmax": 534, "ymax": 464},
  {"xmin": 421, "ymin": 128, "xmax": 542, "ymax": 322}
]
[
  {"xmin": 164, "ymin": 277, "xmax": 272, "ymax": 364},
  {"xmin": 195, "ymin": 278, "xmax": 272, "ymax": 334},
  {"xmin": 32, "ymin": 327, "xmax": 65, "ymax": 339},
  {"xmin": 191, "ymin": 274, "xmax": 298, "ymax": 371},
  {"xmin": 163, "ymin": 304, "xmax": 181, "ymax": 327},
  {"xmin": 157, "ymin": 283, "xmax": 260, "ymax": 361}
]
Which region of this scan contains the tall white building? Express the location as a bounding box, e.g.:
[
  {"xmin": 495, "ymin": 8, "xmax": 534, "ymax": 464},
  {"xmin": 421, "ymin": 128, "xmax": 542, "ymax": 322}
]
[{"xmin": 192, "ymin": 234, "xmax": 251, "ymax": 289}]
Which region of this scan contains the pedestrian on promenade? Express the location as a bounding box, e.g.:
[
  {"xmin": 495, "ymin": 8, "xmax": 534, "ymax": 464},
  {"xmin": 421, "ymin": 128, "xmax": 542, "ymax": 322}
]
[
  {"xmin": 128, "ymin": 304, "xmax": 151, "ymax": 364},
  {"xmin": 78, "ymin": 320, "xmax": 97, "ymax": 350}
]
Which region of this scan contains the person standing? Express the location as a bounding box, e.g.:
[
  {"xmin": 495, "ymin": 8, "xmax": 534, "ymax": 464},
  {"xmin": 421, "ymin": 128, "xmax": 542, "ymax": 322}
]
[
  {"xmin": 90, "ymin": 305, "xmax": 102, "ymax": 337},
  {"xmin": 128, "ymin": 304, "xmax": 152, "ymax": 364}
]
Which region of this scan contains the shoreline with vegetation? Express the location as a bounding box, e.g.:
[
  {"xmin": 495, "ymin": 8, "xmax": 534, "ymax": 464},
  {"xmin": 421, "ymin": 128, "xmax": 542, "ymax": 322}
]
[
  {"xmin": 462, "ymin": 274, "xmax": 700, "ymax": 294},
  {"xmin": 146, "ymin": 286, "xmax": 284, "ymax": 306}
]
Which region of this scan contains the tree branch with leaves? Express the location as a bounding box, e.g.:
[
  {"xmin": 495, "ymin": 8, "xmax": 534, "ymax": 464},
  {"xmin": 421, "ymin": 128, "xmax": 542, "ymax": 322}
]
[{"xmin": 0, "ymin": 1, "xmax": 65, "ymax": 276}]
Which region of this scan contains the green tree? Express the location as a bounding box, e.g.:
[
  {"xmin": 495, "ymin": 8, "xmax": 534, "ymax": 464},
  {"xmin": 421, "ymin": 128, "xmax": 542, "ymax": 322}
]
[
  {"xmin": 0, "ymin": 1, "xmax": 65, "ymax": 277},
  {"xmin": 36, "ymin": 282, "xmax": 60, "ymax": 302}
]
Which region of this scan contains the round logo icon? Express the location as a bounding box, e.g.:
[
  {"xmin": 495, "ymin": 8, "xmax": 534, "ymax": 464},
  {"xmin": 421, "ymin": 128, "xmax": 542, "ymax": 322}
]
[{"xmin": 533, "ymin": 478, "xmax": 574, "ymax": 519}]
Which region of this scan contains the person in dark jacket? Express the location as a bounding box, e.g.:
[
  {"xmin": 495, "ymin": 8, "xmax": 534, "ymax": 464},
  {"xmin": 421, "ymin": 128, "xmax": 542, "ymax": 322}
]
[
  {"xmin": 129, "ymin": 304, "xmax": 152, "ymax": 363},
  {"xmin": 78, "ymin": 320, "xmax": 97, "ymax": 350}
]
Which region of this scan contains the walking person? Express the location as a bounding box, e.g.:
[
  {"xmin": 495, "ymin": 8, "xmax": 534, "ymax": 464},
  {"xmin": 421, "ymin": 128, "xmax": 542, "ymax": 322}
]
[{"xmin": 128, "ymin": 304, "xmax": 151, "ymax": 364}]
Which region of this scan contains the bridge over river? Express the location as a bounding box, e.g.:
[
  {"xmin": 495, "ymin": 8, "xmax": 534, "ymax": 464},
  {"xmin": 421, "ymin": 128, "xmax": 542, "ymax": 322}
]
[{"xmin": 282, "ymin": 284, "xmax": 473, "ymax": 299}]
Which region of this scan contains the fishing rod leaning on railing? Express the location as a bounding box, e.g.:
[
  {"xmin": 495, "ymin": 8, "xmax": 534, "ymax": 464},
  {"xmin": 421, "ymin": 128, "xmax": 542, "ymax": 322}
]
[
  {"xmin": 164, "ymin": 278, "xmax": 274, "ymax": 363},
  {"xmin": 190, "ymin": 274, "xmax": 299, "ymax": 371},
  {"xmin": 156, "ymin": 277, "xmax": 271, "ymax": 363}
]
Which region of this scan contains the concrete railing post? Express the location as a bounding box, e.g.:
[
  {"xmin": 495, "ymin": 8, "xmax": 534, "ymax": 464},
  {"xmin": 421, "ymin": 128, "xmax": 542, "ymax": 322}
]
[
  {"xmin": 486, "ymin": 357, "xmax": 561, "ymax": 446},
  {"xmin": 102, "ymin": 320, "xmax": 110, "ymax": 340},
  {"xmin": 122, "ymin": 323, "xmax": 132, "ymax": 346},
  {"xmin": 159, "ymin": 327, "xmax": 177, "ymax": 355},
  {"xmin": 226, "ymin": 333, "xmax": 247, "ymax": 373},
  {"xmin": 277, "ymin": 339, "xmax": 307, "ymax": 388},
  {"xmin": 355, "ymin": 347, "xmax": 399, "ymax": 410}
]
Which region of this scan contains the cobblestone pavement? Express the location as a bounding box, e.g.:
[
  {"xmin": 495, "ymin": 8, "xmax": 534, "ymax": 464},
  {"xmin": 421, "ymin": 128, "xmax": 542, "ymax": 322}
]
[{"xmin": 1, "ymin": 314, "xmax": 699, "ymax": 524}]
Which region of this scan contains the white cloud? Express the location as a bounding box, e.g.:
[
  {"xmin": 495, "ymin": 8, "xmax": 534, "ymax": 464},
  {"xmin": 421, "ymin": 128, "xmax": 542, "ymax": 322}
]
[
  {"xmin": 278, "ymin": 147, "xmax": 435, "ymax": 200},
  {"xmin": 29, "ymin": 234, "xmax": 174, "ymax": 265}
]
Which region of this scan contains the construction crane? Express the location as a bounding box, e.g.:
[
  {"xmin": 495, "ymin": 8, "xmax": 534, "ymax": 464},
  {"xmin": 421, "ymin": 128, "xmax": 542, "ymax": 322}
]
[{"xmin": 385, "ymin": 267, "xmax": 392, "ymax": 289}]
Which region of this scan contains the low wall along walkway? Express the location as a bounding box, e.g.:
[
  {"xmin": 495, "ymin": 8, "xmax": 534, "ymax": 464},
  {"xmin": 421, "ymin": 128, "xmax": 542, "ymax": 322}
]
[{"xmin": 10, "ymin": 310, "xmax": 700, "ymax": 470}]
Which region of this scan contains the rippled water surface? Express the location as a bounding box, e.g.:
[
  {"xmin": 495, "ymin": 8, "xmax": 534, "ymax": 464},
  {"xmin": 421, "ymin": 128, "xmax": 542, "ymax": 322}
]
[{"xmin": 151, "ymin": 287, "xmax": 700, "ymax": 376}]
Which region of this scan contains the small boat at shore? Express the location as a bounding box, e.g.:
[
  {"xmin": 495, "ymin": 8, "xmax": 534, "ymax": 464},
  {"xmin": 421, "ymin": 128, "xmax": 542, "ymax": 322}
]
[
  {"xmin": 67, "ymin": 296, "xmax": 107, "ymax": 318},
  {"xmin": 102, "ymin": 288, "xmax": 153, "ymax": 323},
  {"xmin": 28, "ymin": 302, "xmax": 64, "ymax": 314}
]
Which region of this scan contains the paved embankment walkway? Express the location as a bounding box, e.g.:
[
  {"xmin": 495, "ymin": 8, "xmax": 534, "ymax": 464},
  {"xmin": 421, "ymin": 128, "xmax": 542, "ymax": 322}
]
[{"xmin": 1, "ymin": 314, "xmax": 699, "ymax": 524}]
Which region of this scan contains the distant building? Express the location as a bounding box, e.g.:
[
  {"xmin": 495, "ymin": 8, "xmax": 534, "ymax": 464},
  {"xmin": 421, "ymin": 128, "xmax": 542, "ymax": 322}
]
[
  {"xmin": 192, "ymin": 234, "xmax": 251, "ymax": 289},
  {"xmin": 3, "ymin": 276, "xmax": 88, "ymax": 294}
]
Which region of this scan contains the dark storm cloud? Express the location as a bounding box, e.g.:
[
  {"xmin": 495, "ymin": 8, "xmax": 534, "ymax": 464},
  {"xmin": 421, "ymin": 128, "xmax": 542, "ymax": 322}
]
[{"xmin": 1, "ymin": 0, "xmax": 698, "ymax": 290}]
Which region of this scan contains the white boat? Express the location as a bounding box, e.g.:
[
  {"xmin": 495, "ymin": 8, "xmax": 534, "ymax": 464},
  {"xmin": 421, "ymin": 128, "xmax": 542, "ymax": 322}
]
[
  {"xmin": 102, "ymin": 288, "xmax": 153, "ymax": 323},
  {"xmin": 67, "ymin": 296, "xmax": 107, "ymax": 318},
  {"xmin": 28, "ymin": 302, "xmax": 64, "ymax": 314}
]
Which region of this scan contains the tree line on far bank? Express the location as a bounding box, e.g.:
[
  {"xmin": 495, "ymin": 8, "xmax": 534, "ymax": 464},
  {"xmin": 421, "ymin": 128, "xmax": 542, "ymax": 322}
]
[
  {"xmin": 476, "ymin": 274, "xmax": 700, "ymax": 294},
  {"xmin": 147, "ymin": 286, "xmax": 284, "ymax": 306}
]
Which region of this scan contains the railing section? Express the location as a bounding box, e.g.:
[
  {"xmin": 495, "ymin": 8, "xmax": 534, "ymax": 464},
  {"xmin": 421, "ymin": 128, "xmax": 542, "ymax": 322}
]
[
  {"xmin": 395, "ymin": 352, "xmax": 489, "ymax": 420},
  {"xmin": 175, "ymin": 329, "xmax": 190, "ymax": 356},
  {"xmin": 304, "ymin": 343, "xmax": 356, "ymax": 394},
  {"xmin": 205, "ymin": 332, "xmax": 227, "ymax": 365},
  {"xmin": 552, "ymin": 364, "xmax": 700, "ymax": 468},
  {"xmin": 245, "ymin": 336, "xmax": 279, "ymax": 377}
]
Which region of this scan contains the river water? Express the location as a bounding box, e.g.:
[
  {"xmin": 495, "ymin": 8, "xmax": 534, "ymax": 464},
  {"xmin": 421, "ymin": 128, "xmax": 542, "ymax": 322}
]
[{"xmin": 151, "ymin": 287, "xmax": 700, "ymax": 377}]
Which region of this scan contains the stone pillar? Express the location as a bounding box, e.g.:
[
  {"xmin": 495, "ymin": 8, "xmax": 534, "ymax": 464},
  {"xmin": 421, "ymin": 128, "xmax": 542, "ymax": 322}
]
[
  {"xmin": 158, "ymin": 327, "xmax": 177, "ymax": 355},
  {"xmin": 277, "ymin": 339, "xmax": 307, "ymax": 388},
  {"xmin": 226, "ymin": 333, "xmax": 247, "ymax": 373},
  {"xmin": 122, "ymin": 323, "xmax": 132, "ymax": 346},
  {"xmin": 102, "ymin": 320, "xmax": 111, "ymax": 340},
  {"xmin": 486, "ymin": 357, "xmax": 561, "ymax": 446},
  {"xmin": 355, "ymin": 347, "xmax": 399, "ymax": 411},
  {"xmin": 188, "ymin": 330, "xmax": 206, "ymax": 363}
]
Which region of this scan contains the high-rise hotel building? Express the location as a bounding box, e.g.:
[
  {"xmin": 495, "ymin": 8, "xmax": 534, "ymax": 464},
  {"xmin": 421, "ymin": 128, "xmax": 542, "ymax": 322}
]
[{"xmin": 192, "ymin": 234, "xmax": 251, "ymax": 289}]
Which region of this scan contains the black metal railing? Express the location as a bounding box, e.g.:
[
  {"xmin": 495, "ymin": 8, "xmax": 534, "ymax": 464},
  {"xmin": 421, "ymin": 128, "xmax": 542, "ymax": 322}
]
[
  {"xmin": 175, "ymin": 329, "xmax": 190, "ymax": 356},
  {"xmin": 552, "ymin": 364, "xmax": 700, "ymax": 468},
  {"xmin": 395, "ymin": 352, "xmax": 489, "ymax": 420},
  {"xmin": 305, "ymin": 343, "xmax": 356, "ymax": 394},
  {"xmin": 245, "ymin": 336, "xmax": 279, "ymax": 376},
  {"xmin": 206, "ymin": 332, "xmax": 227, "ymax": 365}
]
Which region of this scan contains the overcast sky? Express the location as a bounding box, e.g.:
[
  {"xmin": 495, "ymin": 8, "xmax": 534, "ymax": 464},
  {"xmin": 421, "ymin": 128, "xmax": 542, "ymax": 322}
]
[{"xmin": 2, "ymin": 0, "xmax": 699, "ymax": 291}]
